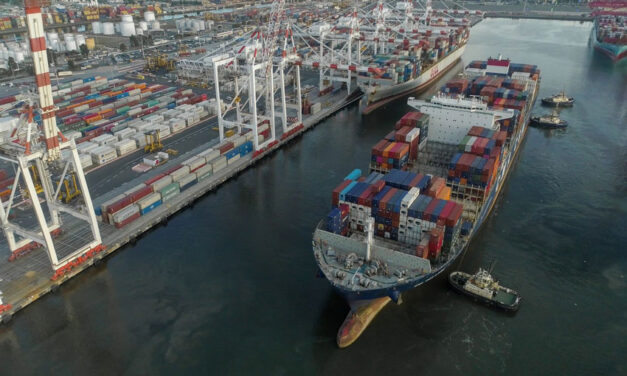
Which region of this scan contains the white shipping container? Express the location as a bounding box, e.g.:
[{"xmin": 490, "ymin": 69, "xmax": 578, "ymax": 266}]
[
  {"xmin": 114, "ymin": 139, "xmax": 138, "ymax": 156},
  {"xmin": 198, "ymin": 148, "xmax": 219, "ymax": 161},
  {"xmin": 194, "ymin": 164, "xmax": 212, "ymax": 177},
  {"xmin": 136, "ymin": 192, "xmax": 161, "ymax": 210},
  {"xmin": 406, "ymin": 127, "xmax": 420, "ymax": 142},
  {"xmin": 144, "ymin": 115, "xmax": 164, "ymax": 124},
  {"xmin": 170, "ymin": 165, "xmax": 191, "ymax": 181},
  {"xmin": 65, "ymin": 131, "xmax": 82, "ymax": 140},
  {"xmin": 74, "ymin": 104, "xmax": 89, "ymax": 113},
  {"xmin": 182, "ymin": 156, "xmax": 205, "ymax": 171},
  {"xmin": 231, "ymin": 135, "xmax": 245, "ymax": 147},
  {"xmin": 114, "ymin": 127, "xmax": 136, "ymax": 140},
  {"xmin": 128, "ymin": 108, "xmax": 142, "ymax": 116},
  {"xmin": 311, "ymin": 102, "xmax": 322, "ymax": 114},
  {"xmin": 93, "ymin": 134, "xmax": 117, "ymax": 146},
  {"xmin": 130, "ymin": 121, "xmax": 150, "ymax": 131},
  {"xmin": 178, "ymin": 172, "xmax": 196, "ymax": 187},
  {"xmin": 227, "ymin": 153, "xmax": 241, "ymax": 165},
  {"xmin": 112, "ymin": 204, "xmax": 139, "ymax": 224},
  {"xmin": 79, "ymin": 153, "xmax": 93, "ymax": 169},
  {"xmin": 77, "ymin": 141, "xmax": 98, "ymax": 153},
  {"xmin": 151, "ymin": 175, "xmax": 173, "ymax": 191},
  {"xmin": 133, "ymin": 133, "xmax": 147, "ymax": 148},
  {"xmin": 150, "ymin": 124, "xmax": 170, "ymax": 138},
  {"xmin": 257, "ymin": 123, "xmax": 269, "ymax": 133},
  {"xmin": 209, "ymin": 155, "xmax": 227, "ymax": 167},
  {"xmin": 91, "ymin": 145, "xmax": 117, "ymax": 165},
  {"xmin": 169, "ymin": 120, "xmax": 186, "ymax": 133}
]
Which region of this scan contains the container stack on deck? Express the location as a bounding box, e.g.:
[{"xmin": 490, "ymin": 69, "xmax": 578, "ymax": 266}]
[
  {"xmin": 370, "ymin": 112, "xmax": 429, "ymax": 172},
  {"xmin": 47, "ymin": 76, "xmax": 225, "ymax": 169},
  {"xmin": 354, "ymin": 26, "xmax": 469, "ymax": 85},
  {"xmin": 329, "ymin": 139, "xmax": 464, "ymax": 261}
]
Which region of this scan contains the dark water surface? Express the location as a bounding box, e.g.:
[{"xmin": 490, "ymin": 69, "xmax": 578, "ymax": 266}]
[{"xmin": 1, "ymin": 19, "xmax": 626, "ymax": 375}]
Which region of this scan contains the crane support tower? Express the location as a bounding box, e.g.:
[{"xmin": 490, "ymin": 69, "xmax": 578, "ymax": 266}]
[
  {"xmin": 209, "ymin": 0, "xmax": 302, "ymax": 151},
  {"xmin": 0, "ymin": 0, "xmax": 102, "ymax": 274}
]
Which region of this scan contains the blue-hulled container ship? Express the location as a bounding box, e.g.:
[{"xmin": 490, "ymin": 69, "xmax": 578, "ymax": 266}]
[
  {"xmin": 590, "ymin": 1, "xmax": 627, "ymax": 62},
  {"xmin": 312, "ymin": 57, "xmax": 540, "ymax": 347}
]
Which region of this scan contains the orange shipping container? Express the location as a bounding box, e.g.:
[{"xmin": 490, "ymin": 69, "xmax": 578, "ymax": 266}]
[
  {"xmin": 437, "ymin": 186, "xmax": 451, "ymax": 201},
  {"xmin": 382, "ymin": 143, "xmax": 396, "ymax": 158},
  {"xmin": 85, "ymin": 115, "xmax": 102, "ymax": 124}
]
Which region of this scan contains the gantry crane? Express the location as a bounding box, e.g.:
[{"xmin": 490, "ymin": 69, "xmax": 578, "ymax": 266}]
[{"xmin": 0, "ymin": 0, "xmax": 102, "ymax": 275}]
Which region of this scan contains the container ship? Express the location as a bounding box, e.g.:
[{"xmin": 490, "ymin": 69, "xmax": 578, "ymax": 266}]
[
  {"xmin": 312, "ymin": 57, "xmax": 540, "ymax": 347},
  {"xmin": 358, "ymin": 26, "xmax": 469, "ymax": 115},
  {"xmin": 589, "ymin": 1, "xmax": 627, "ymax": 62}
]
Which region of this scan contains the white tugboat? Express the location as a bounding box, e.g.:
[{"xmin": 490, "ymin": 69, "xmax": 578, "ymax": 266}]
[
  {"xmin": 449, "ymin": 266, "xmax": 521, "ymax": 311},
  {"xmin": 541, "ymin": 91, "xmax": 574, "ymax": 107}
]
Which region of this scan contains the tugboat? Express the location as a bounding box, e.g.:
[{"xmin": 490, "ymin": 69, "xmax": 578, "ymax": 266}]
[
  {"xmin": 449, "ymin": 266, "xmax": 521, "ymax": 312},
  {"xmin": 530, "ymin": 111, "xmax": 568, "ymax": 129},
  {"xmin": 541, "ymin": 91, "xmax": 574, "ymax": 107}
]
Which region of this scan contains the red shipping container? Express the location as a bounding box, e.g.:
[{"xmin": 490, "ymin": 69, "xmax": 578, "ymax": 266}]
[
  {"xmin": 129, "ymin": 185, "xmax": 153, "ymax": 203},
  {"xmin": 114, "ymin": 211, "xmax": 141, "ymax": 229},
  {"xmin": 164, "ymin": 165, "xmax": 184, "ymax": 176},
  {"xmin": 219, "ymin": 142, "xmax": 234, "ymax": 154},
  {"xmin": 0, "ymin": 178, "xmax": 14, "ymax": 190},
  {"xmin": 423, "ymin": 198, "xmax": 440, "ymax": 221},
  {"xmin": 446, "ymin": 203, "xmax": 464, "ymax": 227},
  {"xmin": 379, "ymin": 188, "xmax": 398, "ymax": 212},
  {"xmin": 371, "ymin": 180, "xmax": 385, "ymax": 193},
  {"xmin": 144, "ymin": 173, "xmax": 166, "ymax": 186},
  {"xmin": 409, "ymin": 137, "xmax": 419, "ymax": 161},
  {"xmin": 371, "ymin": 139, "xmax": 388, "ymax": 156},
  {"xmin": 428, "ymin": 228, "xmax": 443, "ymax": 257},
  {"xmin": 394, "ymin": 126, "xmax": 412, "ymax": 142},
  {"xmin": 0, "ymin": 96, "xmax": 16, "ymax": 105},
  {"xmin": 106, "ymin": 195, "xmax": 135, "ymax": 216},
  {"xmin": 439, "ymin": 202, "xmax": 455, "ymax": 226},
  {"xmin": 332, "ymin": 180, "xmax": 352, "ymax": 207}
]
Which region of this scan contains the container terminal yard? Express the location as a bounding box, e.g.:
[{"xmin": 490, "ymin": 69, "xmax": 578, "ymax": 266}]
[{"xmin": 0, "ymin": 0, "xmax": 486, "ymax": 322}]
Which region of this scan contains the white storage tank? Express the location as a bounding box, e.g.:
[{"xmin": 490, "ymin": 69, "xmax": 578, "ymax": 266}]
[
  {"xmin": 92, "ymin": 21, "xmax": 102, "ymax": 34},
  {"xmin": 102, "ymin": 22, "xmax": 115, "ymax": 35},
  {"xmin": 144, "ymin": 11, "xmax": 155, "ymax": 22},
  {"xmin": 65, "ymin": 39, "xmax": 77, "ymax": 52},
  {"xmin": 121, "ymin": 14, "xmax": 133, "ymax": 23},
  {"xmin": 120, "ymin": 22, "xmax": 136, "ymax": 37},
  {"xmin": 47, "ymin": 32, "xmax": 59, "ymax": 42},
  {"xmin": 139, "ymin": 21, "xmax": 148, "ymax": 31},
  {"xmin": 75, "ymin": 34, "xmax": 86, "ymax": 48}
]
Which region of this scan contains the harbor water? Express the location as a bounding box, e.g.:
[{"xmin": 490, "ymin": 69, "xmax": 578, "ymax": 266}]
[{"xmin": 0, "ymin": 19, "xmax": 625, "ymax": 375}]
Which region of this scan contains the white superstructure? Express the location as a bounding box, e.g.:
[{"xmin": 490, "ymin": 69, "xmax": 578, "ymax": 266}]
[{"xmin": 407, "ymin": 94, "xmax": 514, "ymax": 145}]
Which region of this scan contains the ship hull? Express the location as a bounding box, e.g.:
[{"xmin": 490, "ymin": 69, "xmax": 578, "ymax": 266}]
[
  {"xmin": 592, "ymin": 23, "xmax": 627, "ymax": 63},
  {"xmin": 359, "ymin": 44, "xmax": 466, "ymax": 115},
  {"xmin": 319, "ymin": 78, "xmax": 539, "ymax": 307}
]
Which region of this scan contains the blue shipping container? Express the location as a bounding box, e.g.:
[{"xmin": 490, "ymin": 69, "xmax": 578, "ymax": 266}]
[{"xmin": 140, "ymin": 200, "xmax": 162, "ymax": 215}]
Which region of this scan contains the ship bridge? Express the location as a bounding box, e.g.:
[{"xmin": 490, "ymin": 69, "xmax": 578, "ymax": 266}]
[{"xmin": 407, "ymin": 94, "xmax": 514, "ymax": 145}]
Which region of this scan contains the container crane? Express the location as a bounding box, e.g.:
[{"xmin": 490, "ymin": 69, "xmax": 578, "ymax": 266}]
[
  {"xmin": 0, "ymin": 0, "xmax": 103, "ymax": 276},
  {"xmin": 210, "ymin": 0, "xmax": 302, "ymax": 151}
]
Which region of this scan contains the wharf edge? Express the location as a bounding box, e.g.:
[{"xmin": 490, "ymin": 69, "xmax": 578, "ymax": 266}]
[{"xmin": 0, "ymin": 90, "xmax": 363, "ymax": 324}]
